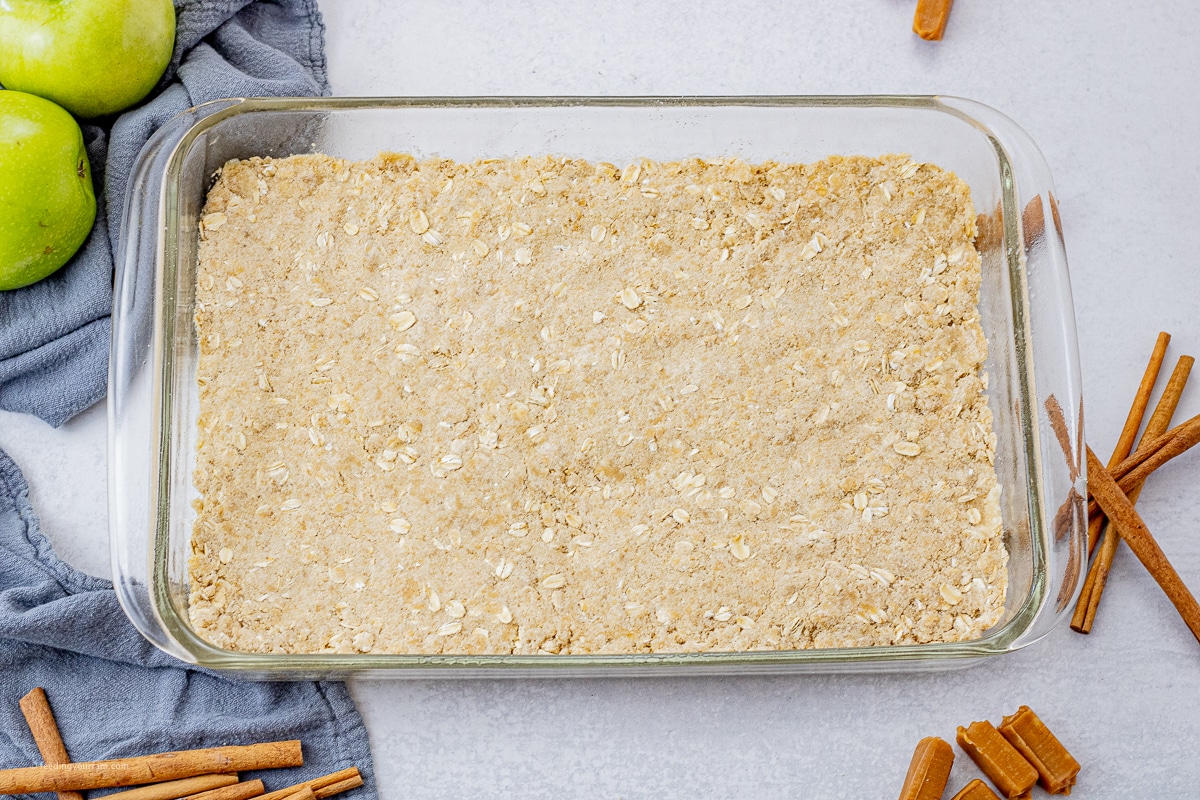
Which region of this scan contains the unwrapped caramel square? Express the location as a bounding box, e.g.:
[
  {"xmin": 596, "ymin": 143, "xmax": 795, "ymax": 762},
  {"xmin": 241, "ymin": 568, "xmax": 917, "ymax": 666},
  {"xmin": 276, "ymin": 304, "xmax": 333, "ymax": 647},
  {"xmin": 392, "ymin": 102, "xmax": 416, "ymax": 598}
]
[
  {"xmin": 956, "ymin": 720, "xmax": 1038, "ymax": 800},
  {"xmin": 951, "ymin": 779, "xmax": 1002, "ymax": 800},
  {"xmin": 898, "ymin": 736, "xmax": 955, "ymax": 800},
  {"xmin": 998, "ymin": 706, "xmax": 1080, "ymax": 795}
]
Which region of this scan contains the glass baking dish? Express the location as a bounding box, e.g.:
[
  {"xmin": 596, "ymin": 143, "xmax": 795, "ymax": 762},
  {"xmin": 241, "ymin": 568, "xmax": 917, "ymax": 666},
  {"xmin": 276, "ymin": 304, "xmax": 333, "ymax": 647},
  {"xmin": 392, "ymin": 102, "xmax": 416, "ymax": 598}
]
[{"xmin": 109, "ymin": 97, "xmax": 1083, "ymax": 678}]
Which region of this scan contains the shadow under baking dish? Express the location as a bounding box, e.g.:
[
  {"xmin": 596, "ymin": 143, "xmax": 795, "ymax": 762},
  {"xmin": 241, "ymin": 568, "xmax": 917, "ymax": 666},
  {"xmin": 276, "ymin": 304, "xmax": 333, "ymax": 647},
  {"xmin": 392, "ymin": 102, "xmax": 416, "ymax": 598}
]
[{"xmin": 109, "ymin": 96, "xmax": 1084, "ymax": 679}]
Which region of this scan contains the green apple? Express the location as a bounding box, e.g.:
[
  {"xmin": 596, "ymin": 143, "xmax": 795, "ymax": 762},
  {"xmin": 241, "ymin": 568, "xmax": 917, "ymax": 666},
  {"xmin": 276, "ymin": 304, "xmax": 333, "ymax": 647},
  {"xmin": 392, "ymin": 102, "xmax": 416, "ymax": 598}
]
[
  {"xmin": 0, "ymin": 90, "xmax": 96, "ymax": 291},
  {"xmin": 0, "ymin": 0, "xmax": 176, "ymax": 119}
]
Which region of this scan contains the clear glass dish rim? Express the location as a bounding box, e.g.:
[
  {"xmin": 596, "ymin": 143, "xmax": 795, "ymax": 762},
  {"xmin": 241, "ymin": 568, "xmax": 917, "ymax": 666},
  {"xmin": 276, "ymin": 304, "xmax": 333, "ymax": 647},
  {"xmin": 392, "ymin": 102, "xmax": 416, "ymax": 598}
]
[{"xmin": 146, "ymin": 95, "xmax": 1059, "ymax": 673}]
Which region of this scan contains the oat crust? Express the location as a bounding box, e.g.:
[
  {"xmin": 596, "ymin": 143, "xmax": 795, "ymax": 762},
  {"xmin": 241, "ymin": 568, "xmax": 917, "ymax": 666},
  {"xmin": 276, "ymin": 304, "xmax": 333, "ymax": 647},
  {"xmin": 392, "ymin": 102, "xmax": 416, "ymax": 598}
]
[{"xmin": 189, "ymin": 153, "xmax": 1006, "ymax": 655}]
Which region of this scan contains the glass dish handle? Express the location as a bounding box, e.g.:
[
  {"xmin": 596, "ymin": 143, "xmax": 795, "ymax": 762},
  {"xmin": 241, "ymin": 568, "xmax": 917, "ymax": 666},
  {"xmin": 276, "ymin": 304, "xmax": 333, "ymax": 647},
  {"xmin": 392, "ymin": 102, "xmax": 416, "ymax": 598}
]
[
  {"xmin": 946, "ymin": 97, "xmax": 1086, "ymax": 643},
  {"xmin": 109, "ymin": 99, "xmax": 246, "ymax": 663}
]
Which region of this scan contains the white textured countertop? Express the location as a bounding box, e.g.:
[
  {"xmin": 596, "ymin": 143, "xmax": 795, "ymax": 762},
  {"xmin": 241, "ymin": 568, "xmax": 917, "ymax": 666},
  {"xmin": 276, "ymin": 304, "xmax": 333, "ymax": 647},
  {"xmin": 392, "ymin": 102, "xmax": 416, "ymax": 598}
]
[{"xmin": 3, "ymin": 1, "xmax": 1200, "ymax": 797}]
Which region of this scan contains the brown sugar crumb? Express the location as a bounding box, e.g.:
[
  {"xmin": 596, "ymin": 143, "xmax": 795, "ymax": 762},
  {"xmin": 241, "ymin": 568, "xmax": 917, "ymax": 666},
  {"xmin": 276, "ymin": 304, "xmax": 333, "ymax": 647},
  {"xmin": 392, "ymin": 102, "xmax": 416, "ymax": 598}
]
[{"xmin": 188, "ymin": 153, "xmax": 1007, "ymax": 655}]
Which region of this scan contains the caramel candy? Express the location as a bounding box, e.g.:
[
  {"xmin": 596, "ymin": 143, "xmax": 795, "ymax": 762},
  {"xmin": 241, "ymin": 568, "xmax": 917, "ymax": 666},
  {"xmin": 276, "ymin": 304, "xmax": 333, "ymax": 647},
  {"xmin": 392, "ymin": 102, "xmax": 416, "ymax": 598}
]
[
  {"xmin": 898, "ymin": 737, "xmax": 955, "ymax": 800},
  {"xmin": 998, "ymin": 706, "xmax": 1081, "ymax": 795},
  {"xmin": 956, "ymin": 721, "xmax": 1038, "ymax": 800},
  {"xmin": 951, "ymin": 779, "xmax": 1002, "ymax": 800},
  {"xmin": 913, "ymin": 0, "xmax": 955, "ymax": 40}
]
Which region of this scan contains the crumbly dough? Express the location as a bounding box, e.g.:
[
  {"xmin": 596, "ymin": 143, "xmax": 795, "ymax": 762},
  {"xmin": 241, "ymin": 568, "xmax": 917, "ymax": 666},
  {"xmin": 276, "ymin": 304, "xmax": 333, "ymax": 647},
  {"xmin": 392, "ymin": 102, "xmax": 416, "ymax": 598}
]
[{"xmin": 189, "ymin": 152, "xmax": 1006, "ymax": 655}]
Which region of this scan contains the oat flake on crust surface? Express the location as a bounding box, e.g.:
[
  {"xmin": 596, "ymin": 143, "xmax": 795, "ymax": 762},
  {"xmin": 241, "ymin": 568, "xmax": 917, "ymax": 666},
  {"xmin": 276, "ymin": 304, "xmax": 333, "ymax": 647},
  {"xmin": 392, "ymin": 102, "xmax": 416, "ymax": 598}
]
[{"xmin": 188, "ymin": 152, "xmax": 1006, "ymax": 655}]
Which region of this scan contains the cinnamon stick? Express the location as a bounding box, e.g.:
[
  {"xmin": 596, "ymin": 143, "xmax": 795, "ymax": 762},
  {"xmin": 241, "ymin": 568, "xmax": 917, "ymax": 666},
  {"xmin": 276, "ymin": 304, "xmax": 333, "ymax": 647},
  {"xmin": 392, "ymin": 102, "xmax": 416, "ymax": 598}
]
[
  {"xmin": 1052, "ymin": 487, "xmax": 1080, "ymax": 542},
  {"xmin": 1053, "ymin": 487, "xmax": 1084, "ymax": 611},
  {"xmin": 17, "ymin": 689, "xmax": 84, "ymax": 800},
  {"xmin": 1086, "ymin": 331, "xmax": 1170, "ymax": 553},
  {"xmin": 1073, "ymin": 354, "xmax": 1192, "ymax": 633},
  {"xmin": 1085, "ymin": 447, "xmax": 1200, "ymax": 644},
  {"xmin": 0, "ymin": 742, "xmax": 303, "ymax": 795},
  {"xmin": 1145, "ymin": 355, "xmax": 1193, "ymax": 438},
  {"xmin": 1070, "ymin": 547, "xmax": 1102, "ymax": 630},
  {"xmin": 183, "ymin": 780, "xmax": 265, "ymax": 800},
  {"xmin": 1095, "ymin": 413, "xmax": 1200, "ymax": 507},
  {"xmin": 1106, "ymin": 413, "xmax": 1200, "ymax": 483},
  {"xmin": 913, "ymin": 0, "xmax": 954, "ymax": 40},
  {"xmin": 310, "ymin": 778, "xmax": 361, "ymax": 800},
  {"xmin": 253, "ymin": 768, "xmax": 360, "ymax": 800},
  {"xmin": 1045, "ymin": 395, "xmax": 1079, "ymax": 482},
  {"xmin": 1046, "ymin": 395, "xmax": 1081, "ymax": 585},
  {"xmin": 1078, "ymin": 413, "xmax": 1200, "ymax": 560},
  {"xmin": 101, "ymin": 775, "xmax": 239, "ymax": 800}
]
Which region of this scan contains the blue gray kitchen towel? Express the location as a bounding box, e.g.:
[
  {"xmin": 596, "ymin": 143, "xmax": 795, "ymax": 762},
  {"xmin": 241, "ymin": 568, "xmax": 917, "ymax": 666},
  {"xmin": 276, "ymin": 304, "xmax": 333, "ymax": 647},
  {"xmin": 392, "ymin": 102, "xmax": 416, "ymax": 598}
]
[
  {"xmin": 0, "ymin": 447, "xmax": 377, "ymax": 797},
  {"xmin": 0, "ymin": 0, "xmax": 370, "ymax": 786},
  {"xmin": 0, "ymin": 0, "xmax": 330, "ymax": 427}
]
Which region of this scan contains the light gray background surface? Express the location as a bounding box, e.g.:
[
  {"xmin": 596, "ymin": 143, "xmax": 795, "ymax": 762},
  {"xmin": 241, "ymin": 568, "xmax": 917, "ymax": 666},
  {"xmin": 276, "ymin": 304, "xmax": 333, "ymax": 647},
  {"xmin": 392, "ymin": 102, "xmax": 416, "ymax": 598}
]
[{"xmin": 3, "ymin": 1, "xmax": 1199, "ymax": 797}]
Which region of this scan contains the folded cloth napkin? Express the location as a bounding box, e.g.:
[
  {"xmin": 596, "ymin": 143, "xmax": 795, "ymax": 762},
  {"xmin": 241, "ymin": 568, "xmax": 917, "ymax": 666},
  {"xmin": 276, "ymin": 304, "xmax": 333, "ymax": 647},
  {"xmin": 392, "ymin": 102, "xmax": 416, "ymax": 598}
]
[
  {"xmin": 0, "ymin": 0, "xmax": 329, "ymax": 427},
  {"xmin": 0, "ymin": 447, "xmax": 377, "ymax": 797}
]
